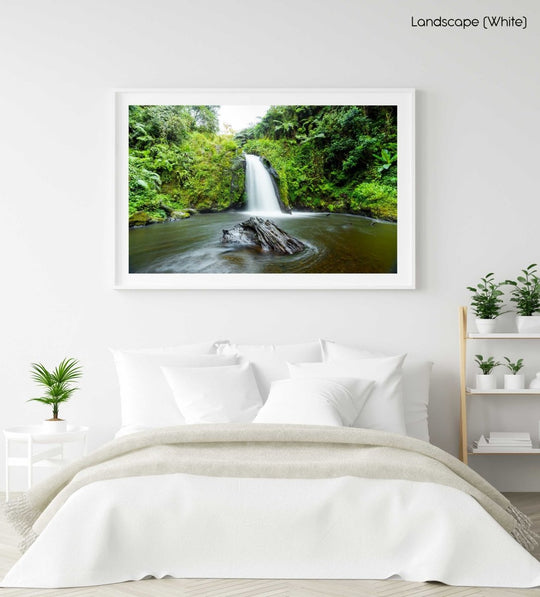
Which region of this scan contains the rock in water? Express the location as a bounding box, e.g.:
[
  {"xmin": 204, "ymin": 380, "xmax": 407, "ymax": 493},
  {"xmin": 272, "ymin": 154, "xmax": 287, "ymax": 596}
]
[{"xmin": 222, "ymin": 217, "xmax": 305, "ymax": 255}]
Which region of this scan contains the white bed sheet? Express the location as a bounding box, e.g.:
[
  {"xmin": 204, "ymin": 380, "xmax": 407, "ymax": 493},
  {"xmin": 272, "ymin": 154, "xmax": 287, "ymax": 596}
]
[{"xmin": 3, "ymin": 473, "xmax": 540, "ymax": 588}]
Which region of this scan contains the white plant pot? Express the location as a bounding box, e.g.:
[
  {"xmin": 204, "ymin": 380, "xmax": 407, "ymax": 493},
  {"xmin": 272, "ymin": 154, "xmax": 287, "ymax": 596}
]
[
  {"xmin": 504, "ymin": 374, "xmax": 525, "ymax": 390},
  {"xmin": 516, "ymin": 315, "xmax": 540, "ymax": 334},
  {"xmin": 476, "ymin": 374, "xmax": 497, "ymax": 391},
  {"xmin": 529, "ymin": 372, "xmax": 540, "ymax": 389},
  {"xmin": 42, "ymin": 419, "xmax": 67, "ymax": 433},
  {"xmin": 476, "ymin": 318, "xmax": 497, "ymax": 334}
]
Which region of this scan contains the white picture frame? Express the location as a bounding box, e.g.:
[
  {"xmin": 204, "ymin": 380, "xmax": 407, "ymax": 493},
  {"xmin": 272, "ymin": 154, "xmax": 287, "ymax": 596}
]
[{"xmin": 115, "ymin": 88, "xmax": 415, "ymax": 289}]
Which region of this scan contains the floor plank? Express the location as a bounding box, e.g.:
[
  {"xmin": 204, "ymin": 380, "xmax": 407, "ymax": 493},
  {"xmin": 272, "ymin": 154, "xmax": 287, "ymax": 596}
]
[{"xmin": 1, "ymin": 493, "xmax": 539, "ymax": 596}]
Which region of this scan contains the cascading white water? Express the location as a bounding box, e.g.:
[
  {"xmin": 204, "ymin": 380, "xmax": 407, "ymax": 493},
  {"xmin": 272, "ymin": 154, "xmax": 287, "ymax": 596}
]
[{"xmin": 245, "ymin": 154, "xmax": 281, "ymax": 214}]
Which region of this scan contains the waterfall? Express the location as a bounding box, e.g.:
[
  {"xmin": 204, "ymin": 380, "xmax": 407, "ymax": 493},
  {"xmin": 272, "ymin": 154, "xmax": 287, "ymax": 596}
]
[{"xmin": 244, "ymin": 154, "xmax": 281, "ymax": 214}]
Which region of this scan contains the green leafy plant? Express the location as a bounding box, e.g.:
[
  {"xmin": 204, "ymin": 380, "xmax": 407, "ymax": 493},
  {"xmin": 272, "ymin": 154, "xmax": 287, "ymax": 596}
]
[
  {"xmin": 374, "ymin": 147, "xmax": 397, "ymax": 174},
  {"xmin": 28, "ymin": 358, "xmax": 82, "ymax": 420},
  {"xmin": 504, "ymin": 264, "xmax": 540, "ymax": 316},
  {"xmin": 474, "ymin": 354, "xmax": 501, "ymax": 375},
  {"xmin": 503, "ymin": 357, "xmax": 524, "ymax": 375},
  {"xmin": 467, "ymin": 273, "xmax": 506, "ymax": 319},
  {"xmin": 350, "ymin": 181, "xmax": 397, "ymax": 221}
]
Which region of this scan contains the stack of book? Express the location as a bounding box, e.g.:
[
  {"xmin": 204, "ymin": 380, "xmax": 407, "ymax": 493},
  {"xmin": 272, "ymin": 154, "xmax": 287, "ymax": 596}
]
[{"xmin": 473, "ymin": 432, "xmax": 535, "ymax": 453}]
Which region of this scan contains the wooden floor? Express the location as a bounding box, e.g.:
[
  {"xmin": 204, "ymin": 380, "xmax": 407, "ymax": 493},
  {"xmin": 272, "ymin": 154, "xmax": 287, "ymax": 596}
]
[{"xmin": 1, "ymin": 493, "xmax": 540, "ymax": 596}]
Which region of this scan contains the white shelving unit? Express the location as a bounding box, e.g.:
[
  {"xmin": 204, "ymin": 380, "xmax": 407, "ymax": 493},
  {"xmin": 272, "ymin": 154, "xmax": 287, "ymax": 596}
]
[{"xmin": 459, "ymin": 306, "xmax": 540, "ymax": 464}]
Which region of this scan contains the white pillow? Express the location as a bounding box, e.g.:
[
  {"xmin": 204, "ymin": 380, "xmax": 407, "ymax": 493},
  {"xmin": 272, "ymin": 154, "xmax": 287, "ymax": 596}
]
[
  {"xmin": 162, "ymin": 360, "xmax": 263, "ymax": 424},
  {"xmin": 320, "ymin": 339, "xmax": 433, "ymax": 442},
  {"xmin": 111, "ymin": 348, "xmax": 237, "ymax": 429},
  {"xmin": 254, "ymin": 377, "xmax": 374, "ymax": 427},
  {"xmin": 216, "ymin": 341, "xmax": 322, "ymax": 399},
  {"xmin": 288, "ymin": 355, "xmax": 407, "ymax": 435}
]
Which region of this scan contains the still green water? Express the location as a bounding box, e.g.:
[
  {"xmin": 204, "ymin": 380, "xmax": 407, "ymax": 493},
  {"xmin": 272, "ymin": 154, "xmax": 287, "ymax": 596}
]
[{"xmin": 129, "ymin": 212, "xmax": 397, "ymax": 274}]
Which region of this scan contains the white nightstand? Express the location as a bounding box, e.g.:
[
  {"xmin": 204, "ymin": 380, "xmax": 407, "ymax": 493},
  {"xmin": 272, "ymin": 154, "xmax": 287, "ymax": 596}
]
[{"xmin": 4, "ymin": 425, "xmax": 88, "ymax": 501}]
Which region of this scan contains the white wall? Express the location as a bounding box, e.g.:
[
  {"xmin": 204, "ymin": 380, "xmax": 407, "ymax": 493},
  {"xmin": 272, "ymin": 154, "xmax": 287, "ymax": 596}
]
[{"xmin": 1, "ymin": 0, "xmax": 539, "ymax": 490}]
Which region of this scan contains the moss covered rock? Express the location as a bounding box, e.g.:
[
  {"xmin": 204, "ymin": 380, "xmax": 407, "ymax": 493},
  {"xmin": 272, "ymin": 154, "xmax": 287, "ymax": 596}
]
[
  {"xmin": 129, "ymin": 211, "xmax": 168, "ymax": 227},
  {"xmin": 170, "ymin": 210, "xmax": 191, "ymax": 220},
  {"xmin": 129, "ymin": 211, "xmax": 152, "ymax": 227}
]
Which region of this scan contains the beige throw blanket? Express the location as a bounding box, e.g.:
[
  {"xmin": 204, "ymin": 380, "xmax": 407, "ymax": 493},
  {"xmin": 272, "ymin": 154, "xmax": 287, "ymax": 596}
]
[{"xmin": 6, "ymin": 424, "xmax": 537, "ymax": 553}]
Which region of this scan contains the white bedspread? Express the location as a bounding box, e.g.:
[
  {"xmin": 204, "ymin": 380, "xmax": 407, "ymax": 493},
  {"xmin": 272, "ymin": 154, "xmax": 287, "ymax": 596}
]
[{"xmin": 3, "ymin": 473, "xmax": 540, "ymax": 588}]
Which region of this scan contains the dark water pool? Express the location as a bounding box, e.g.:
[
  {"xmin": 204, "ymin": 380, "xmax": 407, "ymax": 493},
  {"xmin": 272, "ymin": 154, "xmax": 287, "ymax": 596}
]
[{"xmin": 129, "ymin": 211, "xmax": 397, "ymax": 274}]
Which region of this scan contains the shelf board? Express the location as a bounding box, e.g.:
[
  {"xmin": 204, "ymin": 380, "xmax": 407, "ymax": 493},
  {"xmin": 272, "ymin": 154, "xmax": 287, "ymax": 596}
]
[
  {"xmin": 467, "ymin": 388, "xmax": 540, "ymax": 395},
  {"xmin": 467, "ymin": 333, "xmax": 540, "ymax": 339},
  {"xmin": 469, "ymin": 449, "xmax": 540, "ymax": 455}
]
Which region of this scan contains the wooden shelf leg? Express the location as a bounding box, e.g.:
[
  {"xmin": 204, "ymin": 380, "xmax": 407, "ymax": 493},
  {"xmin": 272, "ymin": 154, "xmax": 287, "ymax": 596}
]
[
  {"xmin": 459, "ymin": 306, "xmax": 469, "ymax": 464},
  {"xmin": 4, "ymin": 437, "xmax": 9, "ymax": 503}
]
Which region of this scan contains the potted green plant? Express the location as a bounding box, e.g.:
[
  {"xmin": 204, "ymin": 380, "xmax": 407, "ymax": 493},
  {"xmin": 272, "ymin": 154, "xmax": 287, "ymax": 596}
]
[
  {"xmin": 504, "ymin": 264, "xmax": 540, "ymax": 333},
  {"xmin": 474, "ymin": 354, "xmax": 500, "ymax": 390},
  {"xmin": 28, "ymin": 357, "xmax": 82, "ymax": 432},
  {"xmin": 467, "ymin": 273, "xmax": 506, "ymax": 333},
  {"xmin": 503, "ymin": 357, "xmax": 525, "ymax": 390}
]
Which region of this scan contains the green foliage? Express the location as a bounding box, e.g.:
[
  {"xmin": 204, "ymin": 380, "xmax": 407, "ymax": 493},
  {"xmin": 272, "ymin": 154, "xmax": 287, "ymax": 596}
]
[
  {"xmin": 350, "ymin": 182, "xmax": 397, "ymax": 221},
  {"xmin": 375, "ymin": 146, "xmax": 397, "ymax": 176},
  {"xmin": 128, "ymin": 105, "xmax": 243, "ymax": 221},
  {"xmin": 503, "ymin": 357, "xmax": 524, "ymax": 374},
  {"xmin": 129, "ymin": 105, "xmax": 218, "ymax": 147},
  {"xmin": 128, "ymin": 156, "xmax": 163, "ymax": 215},
  {"xmin": 466, "ymin": 273, "xmax": 506, "ymax": 319},
  {"xmin": 505, "ymin": 264, "xmax": 540, "ymax": 316},
  {"xmin": 128, "ymin": 103, "xmax": 398, "ymax": 222},
  {"xmin": 28, "ymin": 358, "xmax": 82, "ymax": 420},
  {"xmin": 239, "ymin": 104, "xmax": 397, "ymax": 219},
  {"xmin": 474, "ymin": 355, "xmax": 501, "ymax": 375},
  {"xmin": 180, "ymin": 133, "xmax": 245, "ymax": 211}
]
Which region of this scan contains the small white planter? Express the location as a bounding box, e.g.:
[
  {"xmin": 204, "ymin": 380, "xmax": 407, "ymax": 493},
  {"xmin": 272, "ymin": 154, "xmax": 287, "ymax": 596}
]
[
  {"xmin": 516, "ymin": 315, "xmax": 540, "ymax": 334},
  {"xmin": 476, "ymin": 318, "xmax": 497, "ymax": 334},
  {"xmin": 529, "ymin": 372, "xmax": 540, "ymax": 389},
  {"xmin": 504, "ymin": 374, "xmax": 525, "ymax": 391},
  {"xmin": 476, "ymin": 374, "xmax": 497, "ymax": 391},
  {"xmin": 42, "ymin": 419, "xmax": 67, "ymax": 434}
]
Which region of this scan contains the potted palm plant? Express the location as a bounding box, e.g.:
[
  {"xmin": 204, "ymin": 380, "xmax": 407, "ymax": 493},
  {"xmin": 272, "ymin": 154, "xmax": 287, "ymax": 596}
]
[
  {"xmin": 28, "ymin": 357, "xmax": 82, "ymax": 432},
  {"xmin": 474, "ymin": 354, "xmax": 500, "ymax": 390},
  {"xmin": 505, "ymin": 264, "xmax": 540, "ymax": 333},
  {"xmin": 503, "ymin": 357, "xmax": 525, "ymax": 390},
  {"xmin": 467, "ymin": 273, "xmax": 506, "ymax": 333}
]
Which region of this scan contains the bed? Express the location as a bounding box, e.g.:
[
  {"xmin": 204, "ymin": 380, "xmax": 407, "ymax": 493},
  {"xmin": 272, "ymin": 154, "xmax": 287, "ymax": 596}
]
[{"xmin": 3, "ymin": 340, "xmax": 540, "ymax": 589}]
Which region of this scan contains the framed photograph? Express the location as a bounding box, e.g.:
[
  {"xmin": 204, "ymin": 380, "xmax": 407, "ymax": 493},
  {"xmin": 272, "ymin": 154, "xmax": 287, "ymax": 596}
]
[{"xmin": 115, "ymin": 88, "xmax": 415, "ymax": 289}]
